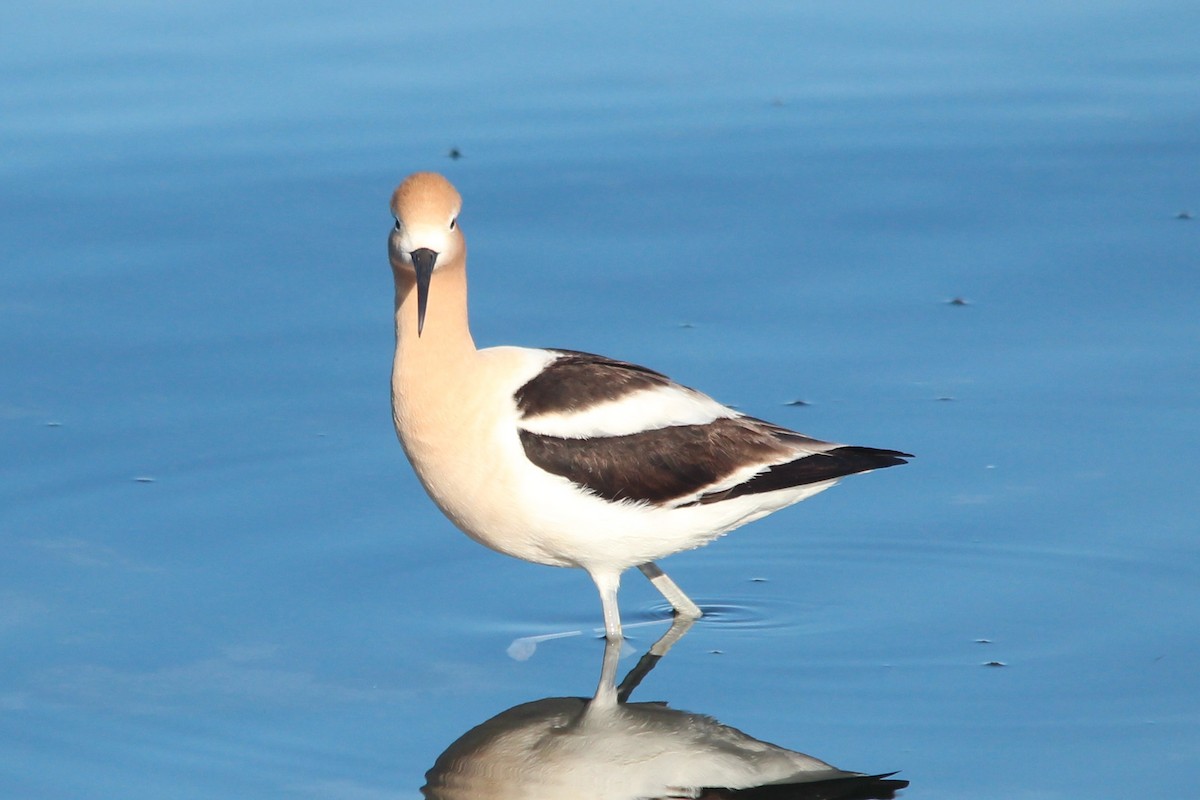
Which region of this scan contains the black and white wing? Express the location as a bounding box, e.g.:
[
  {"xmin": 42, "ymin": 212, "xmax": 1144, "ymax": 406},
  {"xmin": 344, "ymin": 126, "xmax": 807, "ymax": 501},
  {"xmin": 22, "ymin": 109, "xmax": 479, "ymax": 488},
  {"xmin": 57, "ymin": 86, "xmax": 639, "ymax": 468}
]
[{"xmin": 514, "ymin": 350, "xmax": 909, "ymax": 507}]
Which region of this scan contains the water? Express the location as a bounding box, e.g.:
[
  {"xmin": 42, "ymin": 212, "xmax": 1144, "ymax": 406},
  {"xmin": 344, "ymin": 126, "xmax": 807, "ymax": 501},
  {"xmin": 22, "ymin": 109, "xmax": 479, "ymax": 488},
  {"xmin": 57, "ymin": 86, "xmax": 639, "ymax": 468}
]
[{"xmin": 3, "ymin": 1, "xmax": 1198, "ymax": 797}]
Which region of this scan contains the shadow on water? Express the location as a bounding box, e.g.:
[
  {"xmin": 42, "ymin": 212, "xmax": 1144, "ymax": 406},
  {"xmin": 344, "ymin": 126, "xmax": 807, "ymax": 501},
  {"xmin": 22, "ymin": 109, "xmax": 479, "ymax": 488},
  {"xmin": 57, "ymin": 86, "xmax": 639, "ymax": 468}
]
[{"xmin": 423, "ymin": 619, "xmax": 909, "ymax": 800}]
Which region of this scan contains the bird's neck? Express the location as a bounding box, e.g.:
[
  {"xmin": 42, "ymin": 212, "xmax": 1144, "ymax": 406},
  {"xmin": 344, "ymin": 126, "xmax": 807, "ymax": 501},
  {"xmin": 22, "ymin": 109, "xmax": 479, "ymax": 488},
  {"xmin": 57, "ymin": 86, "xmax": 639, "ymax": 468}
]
[
  {"xmin": 391, "ymin": 257, "xmax": 478, "ymax": 442},
  {"xmin": 392, "ymin": 257, "xmax": 476, "ymax": 363}
]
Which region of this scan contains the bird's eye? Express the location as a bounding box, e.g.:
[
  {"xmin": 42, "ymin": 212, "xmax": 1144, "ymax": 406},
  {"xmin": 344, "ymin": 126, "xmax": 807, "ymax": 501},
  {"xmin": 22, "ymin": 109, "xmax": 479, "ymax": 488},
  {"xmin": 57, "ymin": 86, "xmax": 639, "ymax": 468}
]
[
  {"xmin": 393, "ymin": 219, "xmax": 401, "ymax": 231},
  {"xmin": 449, "ymin": 217, "xmax": 457, "ymax": 230}
]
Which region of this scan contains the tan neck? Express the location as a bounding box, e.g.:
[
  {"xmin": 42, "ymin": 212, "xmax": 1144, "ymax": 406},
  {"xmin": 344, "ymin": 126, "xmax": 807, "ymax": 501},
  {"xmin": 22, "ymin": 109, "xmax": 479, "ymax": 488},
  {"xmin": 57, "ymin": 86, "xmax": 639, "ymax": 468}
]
[{"xmin": 391, "ymin": 255, "xmax": 478, "ymax": 427}]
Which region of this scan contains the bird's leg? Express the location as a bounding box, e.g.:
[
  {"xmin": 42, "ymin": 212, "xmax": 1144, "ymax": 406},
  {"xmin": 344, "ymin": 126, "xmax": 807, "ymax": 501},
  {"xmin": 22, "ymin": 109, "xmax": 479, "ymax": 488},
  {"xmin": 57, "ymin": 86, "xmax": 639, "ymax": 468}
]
[
  {"xmin": 638, "ymin": 562, "xmax": 702, "ymax": 620},
  {"xmin": 591, "ymin": 636, "xmax": 623, "ymax": 709},
  {"xmin": 616, "ymin": 614, "xmax": 696, "ymax": 703},
  {"xmin": 591, "ymin": 571, "xmax": 624, "ymax": 641},
  {"xmin": 649, "ymin": 613, "xmax": 697, "ymax": 656}
]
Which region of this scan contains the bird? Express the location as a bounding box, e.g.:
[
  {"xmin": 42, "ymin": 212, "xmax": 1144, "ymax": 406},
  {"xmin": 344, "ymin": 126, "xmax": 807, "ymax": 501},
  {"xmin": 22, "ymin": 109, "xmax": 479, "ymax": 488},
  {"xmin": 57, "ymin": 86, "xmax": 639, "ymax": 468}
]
[
  {"xmin": 387, "ymin": 172, "xmax": 910, "ymax": 640},
  {"xmin": 422, "ymin": 632, "xmax": 910, "ymax": 800}
]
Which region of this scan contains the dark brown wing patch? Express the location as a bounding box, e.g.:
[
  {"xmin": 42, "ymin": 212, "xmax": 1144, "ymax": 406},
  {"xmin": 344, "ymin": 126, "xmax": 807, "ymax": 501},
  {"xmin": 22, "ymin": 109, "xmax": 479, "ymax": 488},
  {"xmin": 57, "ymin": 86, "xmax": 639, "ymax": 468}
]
[
  {"xmin": 518, "ymin": 417, "xmax": 793, "ymax": 505},
  {"xmin": 514, "ymin": 350, "xmax": 673, "ymax": 418}
]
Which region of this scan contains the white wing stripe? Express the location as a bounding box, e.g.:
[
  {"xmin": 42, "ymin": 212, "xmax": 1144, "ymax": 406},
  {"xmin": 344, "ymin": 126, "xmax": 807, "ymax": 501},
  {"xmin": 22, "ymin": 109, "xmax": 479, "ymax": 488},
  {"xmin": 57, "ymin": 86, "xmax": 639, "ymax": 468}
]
[{"xmin": 520, "ymin": 383, "xmax": 738, "ymax": 438}]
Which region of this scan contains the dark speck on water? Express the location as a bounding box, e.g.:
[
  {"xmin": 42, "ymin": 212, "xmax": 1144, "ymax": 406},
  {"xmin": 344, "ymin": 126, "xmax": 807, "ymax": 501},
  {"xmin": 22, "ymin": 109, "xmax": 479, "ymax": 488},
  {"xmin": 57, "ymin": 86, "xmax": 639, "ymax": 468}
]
[{"xmin": 947, "ymin": 297, "xmax": 970, "ymax": 306}]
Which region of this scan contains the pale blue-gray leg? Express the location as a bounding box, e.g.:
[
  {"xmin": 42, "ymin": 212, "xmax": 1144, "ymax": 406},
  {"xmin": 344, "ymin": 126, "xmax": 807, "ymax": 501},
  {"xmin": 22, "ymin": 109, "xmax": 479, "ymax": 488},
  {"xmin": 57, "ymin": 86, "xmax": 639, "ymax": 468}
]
[
  {"xmin": 638, "ymin": 562, "xmax": 702, "ymax": 620},
  {"xmin": 590, "ymin": 570, "xmax": 624, "ymax": 641},
  {"xmin": 591, "ymin": 636, "xmax": 623, "ymax": 709}
]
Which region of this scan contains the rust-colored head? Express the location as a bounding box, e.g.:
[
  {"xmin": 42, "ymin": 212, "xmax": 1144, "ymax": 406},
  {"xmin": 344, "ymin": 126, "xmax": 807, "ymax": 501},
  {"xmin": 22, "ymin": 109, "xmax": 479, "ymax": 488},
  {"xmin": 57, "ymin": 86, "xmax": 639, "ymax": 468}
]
[{"xmin": 388, "ymin": 173, "xmax": 465, "ymax": 336}]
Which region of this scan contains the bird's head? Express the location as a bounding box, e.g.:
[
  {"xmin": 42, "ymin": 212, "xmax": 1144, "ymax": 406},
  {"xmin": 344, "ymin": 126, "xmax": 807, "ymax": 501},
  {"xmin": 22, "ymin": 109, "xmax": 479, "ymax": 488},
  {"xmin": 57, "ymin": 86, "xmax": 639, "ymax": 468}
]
[{"xmin": 388, "ymin": 172, "xmax": 464, "ymax": 336}]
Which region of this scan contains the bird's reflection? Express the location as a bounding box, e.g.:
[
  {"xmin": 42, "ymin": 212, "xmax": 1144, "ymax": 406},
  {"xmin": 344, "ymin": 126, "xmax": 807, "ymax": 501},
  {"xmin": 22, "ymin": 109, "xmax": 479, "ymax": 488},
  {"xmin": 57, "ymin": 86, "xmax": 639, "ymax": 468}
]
[{"xmin": 423, "ymin": 619, "xmax": 909, "ymax": 799}]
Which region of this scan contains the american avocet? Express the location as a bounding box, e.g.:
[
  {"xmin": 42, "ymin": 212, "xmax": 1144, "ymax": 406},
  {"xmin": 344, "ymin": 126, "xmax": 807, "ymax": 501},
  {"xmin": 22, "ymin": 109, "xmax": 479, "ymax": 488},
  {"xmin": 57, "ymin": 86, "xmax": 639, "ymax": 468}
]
[
  {"xmin": 424, "ymin": 622, "xmax": 909, "ymax": 800},
  {"xmin": 388, "ymin": 172, "xmax": 910, "ymax": 640}
]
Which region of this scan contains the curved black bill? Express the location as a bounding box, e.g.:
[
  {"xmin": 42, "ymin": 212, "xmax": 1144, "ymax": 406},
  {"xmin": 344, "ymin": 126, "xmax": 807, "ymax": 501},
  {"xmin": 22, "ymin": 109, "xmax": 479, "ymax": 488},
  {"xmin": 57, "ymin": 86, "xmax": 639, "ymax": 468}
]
[{"xmin": 409, "ymin": 247, "xmax": 438, "ymax": 336}]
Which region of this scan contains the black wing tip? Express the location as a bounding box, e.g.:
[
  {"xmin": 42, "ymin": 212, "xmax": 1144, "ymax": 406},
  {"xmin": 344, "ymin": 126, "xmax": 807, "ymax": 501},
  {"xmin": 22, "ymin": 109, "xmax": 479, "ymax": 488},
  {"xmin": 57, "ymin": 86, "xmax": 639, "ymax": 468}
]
[
  {"xmin": 831, "ymin": 446, "xmax": 913, "ymax": 470},
  {"xmin": 717, "ymin": 771, "xmax": 910, "ymax": 799},
  {"xmin": 843, "ymin": 773, "xmax": 910, "ymax": 799},
  {"xmin": 696, "ymin": 445, "xmax": 911, "ymax": 505}
]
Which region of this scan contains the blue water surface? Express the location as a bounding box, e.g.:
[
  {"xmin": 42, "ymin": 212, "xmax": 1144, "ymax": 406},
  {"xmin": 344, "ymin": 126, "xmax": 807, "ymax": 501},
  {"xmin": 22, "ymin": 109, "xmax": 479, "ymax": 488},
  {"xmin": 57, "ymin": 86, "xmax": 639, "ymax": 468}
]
[{"xmin": 3, "ymin": 2, "xmax": 1198, "ymax": 798}]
